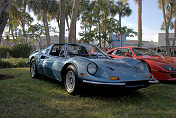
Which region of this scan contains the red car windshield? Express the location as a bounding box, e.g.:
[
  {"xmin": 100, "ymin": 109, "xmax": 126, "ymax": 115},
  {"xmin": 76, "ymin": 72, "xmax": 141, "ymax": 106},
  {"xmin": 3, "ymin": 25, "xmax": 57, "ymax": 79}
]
[{"xmin": 132, "ymin": 48, "xmax": 161, "ymax": 56}]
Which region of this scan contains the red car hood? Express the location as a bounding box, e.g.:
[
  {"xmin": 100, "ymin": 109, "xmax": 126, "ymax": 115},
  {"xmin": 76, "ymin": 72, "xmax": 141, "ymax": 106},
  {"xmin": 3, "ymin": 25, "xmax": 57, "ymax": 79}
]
[{"xmin": 136, "ymin": 55, "xmax": 176, "ymax": 66}]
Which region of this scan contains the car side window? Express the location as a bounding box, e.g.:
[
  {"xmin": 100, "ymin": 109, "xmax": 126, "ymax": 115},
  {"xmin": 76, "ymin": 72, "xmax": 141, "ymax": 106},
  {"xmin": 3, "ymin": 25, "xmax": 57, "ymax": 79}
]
[{"xmin": 49, "ymin": 45, "xmax": 65, "ymax": 57}]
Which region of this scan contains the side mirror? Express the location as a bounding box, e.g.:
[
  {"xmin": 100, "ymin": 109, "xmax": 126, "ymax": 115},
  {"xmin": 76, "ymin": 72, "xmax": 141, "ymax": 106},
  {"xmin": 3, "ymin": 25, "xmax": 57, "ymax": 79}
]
[{"xmin": 125, "ymin": 53, "xmax": 132, "ymax": 58}]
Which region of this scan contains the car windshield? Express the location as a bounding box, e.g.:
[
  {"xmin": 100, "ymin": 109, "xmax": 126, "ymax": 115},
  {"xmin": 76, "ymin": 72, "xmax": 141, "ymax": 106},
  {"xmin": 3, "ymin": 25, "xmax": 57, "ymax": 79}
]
[
  {"xmin": 132, "ymin": 48, "xmax": 161, "ymax": 56},
  {"xmin": 66, "ymin": 44, "xmax": 109, "ymax": 58}
]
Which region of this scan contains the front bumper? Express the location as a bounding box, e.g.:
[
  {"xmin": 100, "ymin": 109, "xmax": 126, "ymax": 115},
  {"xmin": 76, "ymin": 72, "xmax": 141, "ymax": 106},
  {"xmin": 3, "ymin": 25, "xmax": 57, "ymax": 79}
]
[
  {"xmin": 82, "ymin": 79, "xmax": 158, "ymax": 88},
  {"xmin": 151, "ymin": 70, "xmax": 176, "ymax": 81}
]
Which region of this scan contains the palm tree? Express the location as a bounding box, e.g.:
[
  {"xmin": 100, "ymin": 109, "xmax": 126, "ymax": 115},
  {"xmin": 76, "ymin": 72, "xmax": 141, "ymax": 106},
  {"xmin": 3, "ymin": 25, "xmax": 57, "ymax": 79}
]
[
  {"xmin": 134, "ymin": 0, "xmax": 142, "ymax": 47},
  {"xmin": 28, "ymin": 23, "xmax": 44, "ymax": 50},
  {"xmin": 22, "ymin": 0, "xmax": 27, "ymax": 42},
  {"xmin": 68, "ymin": 0, "xmax": 80, "ymax": 43},
  {"xmin": 28, "ymin": 0, "xmax": 53, "ymax": 47},
  {"xmin": 0, "ymin": 0, "xmax": 13, "ymax": 44},
  {"xmin": 114, "ymin": 1, "xmax": 132, "ymax": 47},
  {"xmin": 92, "ymin": 0, "xmax": 102, "ymax": 48},
  {"xmin": 59, "ymin": 0, "xmax": 65, "ymax": 43},
  {"xmin": 80, "ymin": 0, "xmax": 95, "ymax": 33},
  {"xmin": 92, "ymin": 0, "xmax": 114, "ymax": 48},
  {"xmin": 158, "ymin": 0, "xmax": 175, "ymax": 56},
  {"xmin": 65, "ymin": 0, "xmax": 73, "ymax": 31},
  {"xmin": 169, "ymin": 2, "xmax": 176, "ymax": 56}
]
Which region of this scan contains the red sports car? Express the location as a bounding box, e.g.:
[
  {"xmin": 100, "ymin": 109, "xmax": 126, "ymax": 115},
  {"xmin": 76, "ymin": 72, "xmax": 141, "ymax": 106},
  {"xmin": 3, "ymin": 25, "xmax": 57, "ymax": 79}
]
[{"xmin": 107, "ymin": 47, "xmax": 176, "ymax": 81}]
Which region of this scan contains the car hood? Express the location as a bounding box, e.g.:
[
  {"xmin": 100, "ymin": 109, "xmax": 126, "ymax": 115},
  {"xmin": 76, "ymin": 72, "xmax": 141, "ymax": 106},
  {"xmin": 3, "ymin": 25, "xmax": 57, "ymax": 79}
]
[
  {"xmin": 69, "ymin": 56, "xmax": 151, "ymax": 82},
  {"xmin": 90, "ymin": 57, "xmax": 139, "ymax": 66},
  {"xmin": 137, "ymin": 55, "xmax": 176, "ymax": 66},
  {"xmin": 89, "ymin": 57, "xmax": 144, "ymax": 73}
]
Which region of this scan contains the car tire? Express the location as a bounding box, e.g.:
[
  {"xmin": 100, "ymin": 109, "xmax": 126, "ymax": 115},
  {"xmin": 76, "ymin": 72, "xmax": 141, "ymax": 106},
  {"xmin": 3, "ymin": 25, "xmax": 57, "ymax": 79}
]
[
  {"xmin": 30, "ymin": 58, "xmax": 40, "ymax": 78},
  {"xmin": 142, "ymin": 61, "xmax": 150, "ymax": 72},
  {"xmin": 64, "ymin": 65, "xmax": 81, "ymax": 95}
]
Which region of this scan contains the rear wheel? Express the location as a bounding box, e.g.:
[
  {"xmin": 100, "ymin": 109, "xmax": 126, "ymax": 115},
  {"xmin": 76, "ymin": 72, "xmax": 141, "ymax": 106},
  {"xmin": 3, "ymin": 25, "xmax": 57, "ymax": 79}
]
[
  {"xmin": 64, "ymin": 65, "xmax": 81, "ymax": 95},
  {"xmin": 30, "ymin": 58, "xmax": 40, "ymax": 78}
]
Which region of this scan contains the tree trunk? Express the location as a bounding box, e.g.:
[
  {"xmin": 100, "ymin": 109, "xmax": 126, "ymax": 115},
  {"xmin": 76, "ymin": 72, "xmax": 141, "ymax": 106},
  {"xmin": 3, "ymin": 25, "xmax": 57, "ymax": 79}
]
[
  {"xmin": 85, "ymin": 23, "xmax": 86, "ymax": 33},
  {"xmin": 66, "ymin": 16, "xmax": 70, "ymax": 31},
  {"xmin": 138, "ymin": 0, "xmax": 142, "ymax": 47},
  {"xmin": 161, "ymin": 0, "xmax": 173, "ymax": 56},
  {"xmin": 43, "ymin": 10, "xmax": 50, "ymax": 47},
  {"xmin": 22, "ymin": 0, "xmax": 27, "ymax": 42},
  {"xmin": 57, "ymin": 18, "xmax": 60, "ymax": 31},
  {"xmin": 15, "ymin": 27, "xmax": 17, "ymax": 39},
  {"xmin": 68, "ymin": 0, "xmax": 80, "ymax": 43},
  {"xmin": 103, "ymin": 14, "xmax": 107, "ymax": 48},
  {"xmin": 98, "ymin": 17, "xmax": 101, "ymax": 48},
  {"xmin": 119, "ymin": 13, "xmax": 122, "ymax": 47},
  {"xmin": 171, "ymin": 19, "xmax": 176, "ymax": 56},
  {"xmin": 0, "ymin": 0, "xmax": 13, "ymax": 44},
  {"xmin": 59, "ymin": 0, "xmax": 65, "ymax": 44},
  {"xmin": 9, "ymin": 13, "xmax": 15, "ymax": 40},
  {"xmin": 9, "ymin": 15, "xmax": 15, "ymax": 40}
]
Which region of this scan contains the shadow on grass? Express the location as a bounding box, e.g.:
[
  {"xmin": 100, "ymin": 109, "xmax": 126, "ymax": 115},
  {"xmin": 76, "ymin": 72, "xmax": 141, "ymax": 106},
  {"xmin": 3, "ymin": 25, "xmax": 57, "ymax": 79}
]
[
  {"xmin": 35, "ymin": 75, "xmax": 149, "ymax": 101},
  {"xmin": 78, "ymin": 86, "xmax": 148, "ymax": 100}
]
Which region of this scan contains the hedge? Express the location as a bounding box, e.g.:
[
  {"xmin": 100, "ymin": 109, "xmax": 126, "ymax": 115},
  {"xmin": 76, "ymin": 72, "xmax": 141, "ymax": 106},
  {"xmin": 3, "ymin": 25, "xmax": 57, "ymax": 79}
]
[
  {"xmin": 0, "ymin": 43, "xmax": 32, "ymax": 58},
  {"xmin": 0, "ymin": 58, "xmax": 29, "ymax": 68}
]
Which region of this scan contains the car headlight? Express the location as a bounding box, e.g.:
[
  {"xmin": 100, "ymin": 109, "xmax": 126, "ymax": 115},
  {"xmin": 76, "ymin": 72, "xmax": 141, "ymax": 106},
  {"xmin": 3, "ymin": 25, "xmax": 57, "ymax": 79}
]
[
  {"xmin": 87, "ymin": 63, "xmax": 97, "ymax": 75},
  {"xmin": 163, "ymin": 65, "xmax": 176, "ymax": 71},
  {"xmin": 138, "ymin": 62, "xmax": 145, "ymax": 70}
]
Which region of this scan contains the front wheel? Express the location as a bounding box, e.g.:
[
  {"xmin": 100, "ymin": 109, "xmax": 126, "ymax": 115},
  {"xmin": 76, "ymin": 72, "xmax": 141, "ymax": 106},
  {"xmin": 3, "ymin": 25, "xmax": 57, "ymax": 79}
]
[
  {"xmin": 64, "ymin": 65, "xmax": 81, "ymax": 95},
  {"xmin": 142, "ymin": 61, "xmax": 150, "ymax": 72},
  {"xmin": 30, "ymin": 58, "xmax": 40, "ymax": 78}
]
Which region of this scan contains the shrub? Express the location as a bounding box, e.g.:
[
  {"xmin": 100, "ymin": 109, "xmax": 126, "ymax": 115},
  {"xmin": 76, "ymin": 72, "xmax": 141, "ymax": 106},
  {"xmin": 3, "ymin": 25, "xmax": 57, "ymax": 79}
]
[
  {"xmin": 0, "ymin": 60, "xmax": 13, "ymax": 68},
  {"xmin": 0, "ymin": 58, "xmax": 29, "ymax": 68},
  {"xmin": 0, "ymin": 46, "xmax": 10, "ymax": 58},
  {"xmin": 10, "ymin": 43, "xmax": 32, "ymax": 58}
]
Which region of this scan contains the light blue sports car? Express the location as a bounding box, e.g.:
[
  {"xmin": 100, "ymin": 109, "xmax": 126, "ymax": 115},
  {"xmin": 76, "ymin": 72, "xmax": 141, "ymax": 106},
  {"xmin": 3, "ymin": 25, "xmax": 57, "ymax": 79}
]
[{"xmin": 29, "ymin": 43, "xmax": 158, "ymax": 94}]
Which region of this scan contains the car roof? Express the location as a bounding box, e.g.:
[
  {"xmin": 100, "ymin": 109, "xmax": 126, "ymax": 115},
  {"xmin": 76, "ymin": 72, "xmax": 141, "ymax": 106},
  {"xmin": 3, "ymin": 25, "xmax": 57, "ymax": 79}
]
[
  {"xmin": 51, "ymin": 43, "xmax": 92, "ymax": 46},
  {"xmin": 115, "ymin": 47, "xmax": 147, "ymax": 49}
]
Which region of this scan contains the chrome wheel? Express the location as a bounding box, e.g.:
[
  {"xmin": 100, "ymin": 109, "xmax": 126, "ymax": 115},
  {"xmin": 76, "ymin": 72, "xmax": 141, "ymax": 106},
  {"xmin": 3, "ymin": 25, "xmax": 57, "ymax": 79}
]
[
  {"xmin": 30, "ymin": 61, "xmax": 36, "ymax": 78},
  {"xmin": 30, "ymin": 59, "xmax": 39, "ymax": 78},
  {"xmin": 65, "ymin": 70, "xmax": 76, "ymax": 93}
]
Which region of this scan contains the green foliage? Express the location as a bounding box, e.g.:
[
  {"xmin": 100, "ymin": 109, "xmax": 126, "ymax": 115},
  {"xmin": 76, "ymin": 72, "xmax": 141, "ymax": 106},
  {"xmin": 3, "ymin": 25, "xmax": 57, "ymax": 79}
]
[
  {"xmin": 79, "ymin": 31, "xmax": 95, "ymax": 43},
  {"xmin": 0, "ymin": 46, "xmax": 10, "ymax": 58},
  {"xmin": 0, "ymin": 58, "xmax": 28, "ymax": 68},
  {"xmin": 79, "ymin": 0, "xmax": 135, "ymax": 46},
  {"xmin": 10, "ymin": 43, "xmax": 32, "ymax": 58},
  {"xmin": 0, "ymin": 60, "xmax": 13, "ymax": 68}
]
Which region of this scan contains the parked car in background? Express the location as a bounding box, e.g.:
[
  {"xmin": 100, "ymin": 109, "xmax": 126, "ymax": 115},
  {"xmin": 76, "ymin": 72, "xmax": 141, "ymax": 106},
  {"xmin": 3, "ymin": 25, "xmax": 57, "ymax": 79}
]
[
  {"xmin": 29, "ymin": 43, "xmax": 158, "ymax": 94},
  {"xmin": 107, "ymin": 47, "xmax": 176, "ymax": 81}
]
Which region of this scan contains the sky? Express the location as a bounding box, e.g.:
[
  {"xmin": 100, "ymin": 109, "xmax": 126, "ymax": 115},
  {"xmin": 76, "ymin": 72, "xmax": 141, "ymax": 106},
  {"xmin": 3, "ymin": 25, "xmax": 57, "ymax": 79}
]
[{"xmin": 120, "ymin": 0, "xmax": 171, "ymax": 42}]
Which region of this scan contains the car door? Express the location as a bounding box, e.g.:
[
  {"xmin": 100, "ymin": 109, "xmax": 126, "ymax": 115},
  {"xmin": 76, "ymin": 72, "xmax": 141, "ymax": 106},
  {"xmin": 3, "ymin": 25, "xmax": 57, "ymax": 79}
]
[
  {"xmin": 43, "ymin": 44, "xmax": 66, "ymax": 80},
  {"xmin": 36, "ymin": 48, "xmax": 50, "ymax": 75}
]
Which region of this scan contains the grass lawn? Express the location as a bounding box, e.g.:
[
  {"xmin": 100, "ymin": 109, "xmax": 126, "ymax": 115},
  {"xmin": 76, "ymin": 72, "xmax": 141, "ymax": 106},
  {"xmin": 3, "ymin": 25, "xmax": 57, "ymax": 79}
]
[{"xmin": 0, "ymin": 68, "xmax": 176, "ymax": 118}]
